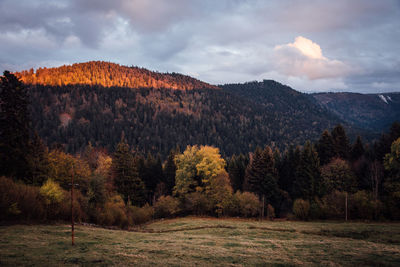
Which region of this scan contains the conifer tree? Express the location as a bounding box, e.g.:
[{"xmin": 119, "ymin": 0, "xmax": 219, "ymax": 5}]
[
  {"xmin": 331, "ymin": 124, "xmax": 350, "ymax": 160},
  {"xmin": 112, "ymin": 139, "xmax": 146, "ymax": 206},
  {"xmin": 0, "ymin": 71, "xmax": 33, "ymax": 180},
  {"xmin": 317, "ymin": 130, "xmax": 335, "ymax": 165},
  {"xmin": 292, "ymin": 141, "xmax": 321, "ymax": 200},
  {"xmin": 163, "ymin": 149, "xmax": 177, "ymax": 195},
  {"xmin": 227, "ymin": 153, "xmax": 249, "ymax": 192},
  {"xmin": 350, "ymin": 136, "xmax": 365, "ymax": 161},
  {"xmin": 29, "ymin": 131, "xmax": 50, "ymax": 185},
  {"xmin": 278, "ymin": 146, "xmax": 301, "ymax": 196},
  {"xmin": 244, "ymin": 146, "xmax": 279, "ymax": 205}
]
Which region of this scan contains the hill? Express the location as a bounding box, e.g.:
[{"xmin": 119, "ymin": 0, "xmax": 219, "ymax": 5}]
[
  {"xmin": 15, "ymin": 61, "xmax": 218, "ymax": 90},
  {"xmin": 312, "ymin": 92, "xmax": 400, "ymax": 132},
  {"xmin": 22, "ymin": 62, "xmax": 346, "ymax": 156}
]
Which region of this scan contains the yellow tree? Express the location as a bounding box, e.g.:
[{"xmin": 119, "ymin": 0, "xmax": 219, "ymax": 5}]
[{"xmin": 48, "ymin": 150, "xmax": 91, "ymax": 191}]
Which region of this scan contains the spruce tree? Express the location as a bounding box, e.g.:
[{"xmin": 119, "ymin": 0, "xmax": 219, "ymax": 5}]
[
  {"xmin": 350, "ymin": 136, "xmax": 365, "ymax": 161},
  {"xmin": 112, "ymin": 139, "xmax": 146, "ymax": 206},
  {"xmin": 227, "ymin": 153, "xmax": 249, "ymax": 192},
  {"xmin": 317, "ymin": 130, "xmax": 335, "ymax": 165},
  {"xmin": 163, "ymin": 149, "xmax": 177, "ymax": 195},
  {"xmin": 292, "ymin": 141, "xmax": 321, "ymax": 200},
  {"xmin": 244, "ymin": 146, "xmax": 279, "ymax": 205},
  {"xmin": 331, "ymin": 124, "xmax": 350, "ymax": 160},
  {"xmin": 0, "ymin": 71, "xmax": 32, "ymax": 180}
]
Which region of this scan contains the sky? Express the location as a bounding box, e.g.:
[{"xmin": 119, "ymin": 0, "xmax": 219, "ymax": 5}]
[{"xmin": 0, "ymin": 0, "xmax": 399, "ymax": 93}]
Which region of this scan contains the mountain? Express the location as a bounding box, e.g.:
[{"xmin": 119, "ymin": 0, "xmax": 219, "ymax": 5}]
[
  {"xmin": 16, "ymin": 62, "xmax": 348, "ymax": 157},
  {"xmin": 312, "ymin": 92, "xmax": 400, "ymax": 132},
  {"xmin": 15, "ymin": 61, "xmax": 218, "ymax": 90}
]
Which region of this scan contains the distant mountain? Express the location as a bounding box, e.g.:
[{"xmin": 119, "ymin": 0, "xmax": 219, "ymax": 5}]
[
  {"xmin": 312, "ymin": 92, "xmax": 400, "ymax": 132},
  {"xmin": 15, "ymin": 61, "xmax": 218, "ymax": 90},
  {"xmin": 16, "ymin": 62, "xmax": 348, "ymax": 156}
]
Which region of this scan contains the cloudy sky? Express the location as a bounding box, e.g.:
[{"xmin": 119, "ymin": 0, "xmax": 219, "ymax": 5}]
[{"xmin": 0, "ymin": 0, "xmax": 399, "ymax": 93}]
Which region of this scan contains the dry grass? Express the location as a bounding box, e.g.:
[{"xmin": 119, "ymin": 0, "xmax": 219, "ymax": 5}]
[{"xmin": 1, "ymin": 218, "xmax": 399, "ymax": 266}]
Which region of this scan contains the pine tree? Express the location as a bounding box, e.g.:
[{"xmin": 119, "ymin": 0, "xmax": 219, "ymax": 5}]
[
  {"xmin": 292, "ymin": 141, "xmax": 321, "ymax": 200},
  {"xmin": 29, "ymin": 132, "xmax": 50, "ymax": 185},
  {"xmin": 244, "ymin": 146, "xmax": 279, "ymax": 205},
  {"xmin": 331, "ymin": 124, "xmax": 350, "ymax": 160},
  {"xmin": 112, "ymin": 139, "xmax": 146, "ymax": 206},
  {"xmin": 163, "ymin": 149, "xmax": 177, "ymax": 195},
  {"xmin": 227, "ymin": 153, "xmax": 249, "ymax": 192},
  {"xmin": 350, "ymin": 136, "xmax": 365, "ymax": 161},
  {"xmin": 317, "ymin": 130, "xmax": 335, "ymax": 165},
  {"xmin": 278, "ymin": 146, "xmax": 301, "ymax": 196},
  {"xmin": 0, "ymin": 71, "xmax": 32, "ymax": 180}
]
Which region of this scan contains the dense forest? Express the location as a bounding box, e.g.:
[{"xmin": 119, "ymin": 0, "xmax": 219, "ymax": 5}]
[
  {"xmin": 13, "ymin": 62, "xmax": 350, "ymax": 157},
  {"xmin": 313, "ymin": 92, "xmax": 400, "ymax": 132},
  {"xmin": 1, "ymin": 71, "xmax": 400, "ymax": 227}
]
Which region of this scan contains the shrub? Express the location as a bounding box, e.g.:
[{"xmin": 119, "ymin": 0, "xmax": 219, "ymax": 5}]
[
  {"xmin": 154, "ymin": 195, "xmax": 180, "ymax": 218},
  {"xmin": 128, "ymin": 204, "xmax": 154, "ymax": 225},
  {"xmin": 350, "ymin": 190, "xmax": 381, "ymax": 220},
  {"xmin": 40, "ymin": 179, "xmax": 64, "ymax": 205},
  {"xmin": 185, "ymin": 192, "xmax": 212, "ymax": 215},
  {"xmin": 293, "ymin": 199, "xmax": 310, "ymax": 220},
  {"xmin": 98, "ymin": 195, "xmax": 131, "ymax": 228},
  {"xmin": 234, "ymin": 191, "xmax": 260, "ymax": 217},
  {"xmin": 320, "ymin": 191, "xmax": 346, "ymax": 219},
  {"xmin": 0, "ymin": 176, "xmax": 45, "ymax": 221}
]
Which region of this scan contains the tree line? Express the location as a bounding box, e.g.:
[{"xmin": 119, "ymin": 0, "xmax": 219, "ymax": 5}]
[{"xmin": 1, "ymin": 71, "xmax": 400, "ymax": 227}]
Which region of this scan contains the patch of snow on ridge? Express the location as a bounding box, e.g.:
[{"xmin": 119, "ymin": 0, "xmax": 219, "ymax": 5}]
[{"xmin": 379, "ymin": 95, "xmax": 388, "ymax": 104}]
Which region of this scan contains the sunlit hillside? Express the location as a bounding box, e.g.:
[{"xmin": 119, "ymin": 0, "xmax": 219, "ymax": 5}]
[{"xmin": 14, "ymin": 61, "xmax": 218, "ymax": 90}]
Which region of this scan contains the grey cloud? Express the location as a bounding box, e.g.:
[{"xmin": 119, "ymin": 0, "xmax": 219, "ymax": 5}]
[{"xmin": 0, "ymin": 0, "xmax": 400, "ymax": 93}]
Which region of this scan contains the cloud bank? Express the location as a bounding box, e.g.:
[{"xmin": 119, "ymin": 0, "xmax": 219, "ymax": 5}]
[{"xmin": 0, "ymin": 0, "xmax": 399, "ymax": 93}]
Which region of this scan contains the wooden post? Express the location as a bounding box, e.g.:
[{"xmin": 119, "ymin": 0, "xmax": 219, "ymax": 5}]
[
  {"xmin": 71, "ymin": 164, "xmax": 74, "ymax": 246},
  {"xmin": 345, "ymin": 192, "xmax": 348, "ymax": 222},
  {"xmin": 262, "ymin": 195, "xmax": 265, "ymax": 221}
]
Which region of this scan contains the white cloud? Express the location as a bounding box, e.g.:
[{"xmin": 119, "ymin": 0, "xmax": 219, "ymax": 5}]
[{"xmin": 273, "ymin": 36, "xmax": 353, "ymax": 80}]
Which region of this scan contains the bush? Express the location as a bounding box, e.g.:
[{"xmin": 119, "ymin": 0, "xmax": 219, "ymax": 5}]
[
  {"xmin": 98, "ymin": 195, "xmax": 131, "ymax": 228},
  {"xmin": 350, "ymin": 190, "xmax": 381, "ymax": 220},
  {"xmin": 320, "ymin": 191, "xmax": 346, "ymax": 219},
  {"xmin": 185, "ymin": 192, "xmax": 212, "ymax": 215},
  {"xmin": 0, "ymin": 176, "xmax": 45, "ymax": 221},
  {"xmin": 293, "ymin": 199, "xmax": 310, "ymax": 220},
  {"xmin": 233, "ymin": 191, "xmax": 260, "ymax": 217},
  {"xmin": 128, "ymin": 204, "xmax": 154, "ymax": 225},
  {"xmin": 154, "ymin": 195, "xmax": 180, "ymax": 218}
]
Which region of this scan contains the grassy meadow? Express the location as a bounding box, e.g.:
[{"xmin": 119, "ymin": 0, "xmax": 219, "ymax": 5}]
[{"xmin": 0, "ymin": 217, "xmax": 399, "ymax": 266}]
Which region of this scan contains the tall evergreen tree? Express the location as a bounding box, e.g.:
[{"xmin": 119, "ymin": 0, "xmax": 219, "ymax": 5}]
[
  {"xmin": 0, "ymin": 71, "xmax": 33, "ymax": 180},
  {"xmin": 350, "ymin": 136, "xmax": 365, "ymax": 161},
  {"xmin": 317, "ymin": 130, "xmax": 335, "ymax": 165},
  {"xmin": 331, "ymin": 124, "xmax": 350, "ymax": 160},
  {"xmin": 278, "ymin": 146, "xmax": 301, "ymax": 197},
  {"xmin": 227, "ymin": 153, "xmax": 249, "ymax": 192},
  {"xmin": 29, "ymin": 131, "xmax": 50, "ymax": 185},
  {"xmin": 244, "ymin": 146, "xmax": 279, "ymax": 205},
  {"xmin": 112, "ymin": 139, "xmax": 146, "ymax": 206},
  {"xmin": 163, "ymin": 149, "xmax": 177, "ymax": 195},
  {"xmin": 292, "ymin": 141, "xmax": 321, "ymax": 200}
]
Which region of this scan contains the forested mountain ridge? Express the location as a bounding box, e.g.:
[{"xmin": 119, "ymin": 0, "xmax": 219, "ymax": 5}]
[
  {"xmin": 15, "ymin": 61, "xmax": 218, "ymax": 90},
  {"xmin": 312, "ymin": 92, "xmax": 400, "ymax": 132},
  {"xmin": 17, "ymin": 62, "xmax": 346, "ymax": 157}
]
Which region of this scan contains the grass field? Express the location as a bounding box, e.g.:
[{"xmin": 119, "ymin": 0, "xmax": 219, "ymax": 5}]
[{"xmin": 1, "ymin": 217, "xmax": 399, "ymax": 266}]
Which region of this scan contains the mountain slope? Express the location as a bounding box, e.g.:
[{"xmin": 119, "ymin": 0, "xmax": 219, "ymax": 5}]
[
  {"xmin": 18, "ymin": 63, "xmax": 348, "ymax": 157},
  {"xmin": 312, "ymin": 92, "xmax": 400, "ymax": 132}
]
